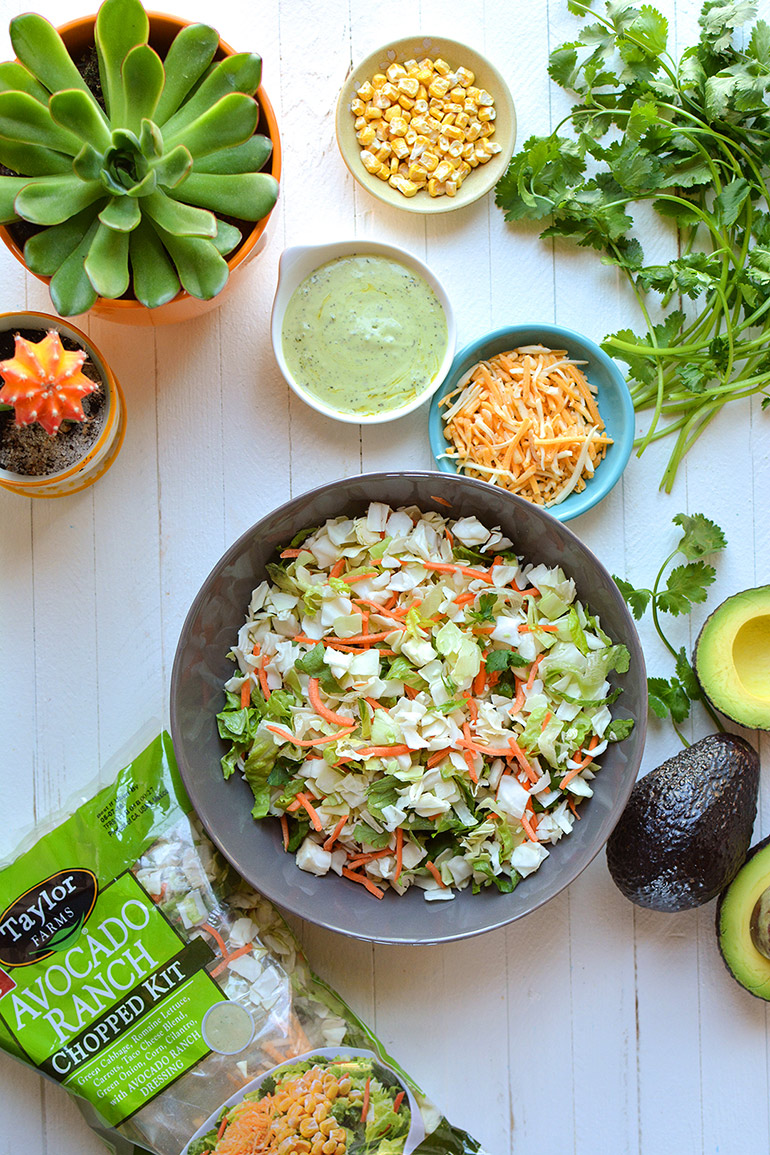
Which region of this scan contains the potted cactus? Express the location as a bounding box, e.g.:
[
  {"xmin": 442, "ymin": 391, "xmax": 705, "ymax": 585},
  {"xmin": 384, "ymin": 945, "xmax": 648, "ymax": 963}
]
[
  {"xmin": 0, "ymin": 0, "xmax": 281, "ymax": 325},
  {"xmin": 0, "ymin": 311, "xmax": 126, "ymax": 497}
]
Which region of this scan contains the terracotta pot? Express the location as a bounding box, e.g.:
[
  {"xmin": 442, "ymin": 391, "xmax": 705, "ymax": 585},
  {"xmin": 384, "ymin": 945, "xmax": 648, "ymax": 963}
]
[
  {"xmin": 0, "ymin": 312, "xmax": 126, "ymax": 497},
  {"xmin": 0, "ymin": 13, "xmax": 282, "ymax": 327}
]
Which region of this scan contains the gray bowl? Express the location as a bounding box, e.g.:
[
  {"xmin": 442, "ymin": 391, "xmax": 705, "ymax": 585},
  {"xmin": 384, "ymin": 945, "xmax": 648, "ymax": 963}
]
[{"xmin": 170, "ymin": 472, "xmax": 647, "ymax": 945}]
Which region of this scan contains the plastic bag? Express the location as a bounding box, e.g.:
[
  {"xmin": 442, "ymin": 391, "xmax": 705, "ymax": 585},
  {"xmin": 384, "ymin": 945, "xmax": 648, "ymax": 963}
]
[{"xmin": 0, "ymin": 733, "xmax": 486, "ymax": 1155}]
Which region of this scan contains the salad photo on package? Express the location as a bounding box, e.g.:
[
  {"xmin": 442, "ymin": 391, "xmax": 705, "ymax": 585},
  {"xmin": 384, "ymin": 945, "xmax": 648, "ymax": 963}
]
[{"xmin": 216, "ymin": 502, "xmax": 634, "ymax": 900}]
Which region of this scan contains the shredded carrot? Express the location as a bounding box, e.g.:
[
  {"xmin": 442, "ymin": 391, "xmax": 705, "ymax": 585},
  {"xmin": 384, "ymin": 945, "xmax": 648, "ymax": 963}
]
[
  {"xmin": 525, "ymin": 654, "xmax": 543, "ymax": 690},
  {"xmin": 308, "ymin": 677, "xmax": 352, "ymax": 727},
  {"xmin": 211, "ymin": 940, "xmax": 255, "ymax": 978},
  {"xmin": 561, "ymin": 734, "xmax": 600, "ymax": 789},
  {"xmin": 341, "ymin": 866, "xmax": 385, "ymax": 898},
  {"xmin": 425, "ymin": 860, "xmax": 447, "ymax": 888},
  {"xmin": 346, "ymin": 848, "xmax": 393, "ymax": 869},
  {"xmin": 454, "ymin": 591, "xmax": 477, "ymax": 607},
  {"xmin": 394, "ymin": 1090, "xmax": 405, "ymax": 1112},
  {"xmin": 440, "ymin": 346, "xmax": 612, "ymax": 506},
  {"xmin": 295, "ymin": 791, "xmax": 323, "ymax": 831},
  {"xmin": 510, "ymin": 679, "xmax": 526, "ymax": 714},
  {"xmin": 363, "ymin": 695, "xmax": 386, "ymax": 712},
  {"xmin": 239, "ymin": 679, "xmax": 251, "ymax": 709},
  {"xmin": 520, "ymin": 810, "xmax": 540, "ymax": 843},
  {"xmin": 473, "ymin": 661, "xmax": 486, "ymax": 696},
  {"xmin": 340, "ymin": 570, "xmax": 378, "ymax": 583},
  {"xmin": 508, "ymin": 738, "xmax": 538, "ymax": 783},
  {"xmin": 266, "ymin": 723, "xmax": 356, "ymax": 747},
  {"xmin": 280, "ymin": 814, "xmax": 289, "ymax": 851},
  {"xmin": 279, "ymin": 547, "xmax": 304, "ymax": 558},
  {"xmin": 217, "ymin": 1116, "xmax": 228, "ymax": 1140},
  {"xmin": 427, "ymin": 747, "xmax": 453, "ymax": 768},
  {"xmin": 329, "ymin": 557, "xmax": 346, "ymax": 579},
  {"xmin": 257, "ymin": 651, "xmax": 271, "ymax": 700},
  {"xmin": 394, "ymin": 826, "xmax": 404, "ymax": 882},
  {"xmin": 201, "ymin": 922, "xmax": 228, "ymax": 961},
  {"xmin": 361, "ymin": 1076, "xmax": 371, "ymax": 1122},
  {"xmin": 541, "ymin": 711, "xmax": 552, "ymax": 730},
  {"xmin": 323, "ymin": 812, "xmax": 348, "ymax": 850},
  {"xmin": 356, "ymin": 744, "xmax": 411, "ymax": 757}
]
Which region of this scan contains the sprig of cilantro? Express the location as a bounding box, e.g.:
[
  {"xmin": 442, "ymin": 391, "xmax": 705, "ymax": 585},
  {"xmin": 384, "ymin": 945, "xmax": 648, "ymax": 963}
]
[
  {"xmin": 495, "ymin": 0, "xmax": 770, "ymax": 491},
  {"xmin": 613, "ymin": 512, "xmax": 727, "ymax": 742}
]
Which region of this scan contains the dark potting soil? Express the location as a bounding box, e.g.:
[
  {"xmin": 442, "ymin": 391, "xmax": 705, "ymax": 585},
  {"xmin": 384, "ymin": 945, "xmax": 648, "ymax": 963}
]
[{"xmin": 0, "ymin": 328, "xmax": 106, "ymax": 477}]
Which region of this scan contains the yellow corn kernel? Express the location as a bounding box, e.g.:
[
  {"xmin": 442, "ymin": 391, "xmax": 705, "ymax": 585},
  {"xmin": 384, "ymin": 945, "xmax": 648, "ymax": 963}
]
[
  {"xmin": 428, "ymin": 76, "xmax": 451, "ymax": 98},
  {"xmin": 390, "ymin": 156, "xmax": 399, "ymax": 173},
  {"xmin": 416, "ymin": 82, "xmax": 429, "ymax": 100},
  {"xmin": 434, "ymin": 158, "xmax": 454, "ymax": 181},
  {"xmin": 437, "ymin": 134, "xmax": 450, "ymax": 153},
  {"xmin": 364, "ymin": 103, "xmax": 382, "ymax": 120},
  {"xmin": 373, "ymin": 141, "xmax": 391, "ymax": 160},
  {"xmin": 455, "ymin": 111, "xmax": 470, "ymax": 129},
  {"xmin": 480, "ymin": 121, "xmax": 496, "ymax": 137},
  {"xmin": 427, "ymin": 176, "xmax": 444, "ymax": 196},
  {"xmin": 386, "ymin": 62, "xmax": 406, "ymax": 81},
  {"xmin": 403, "ymin": 58, "xmax": 418, "ymax": 72},
  {"xmin": 443, "ymin": 122, "xmax": 464, "ymax": 140},
  {"xmin": 381, "ymin": 81, "xmax": 399, "ymax": 101},
  {"xmin": 456, "ymin": 66, "xmax": 475, "ymax": 86},
  {"xmin": 376, "ymin": 164, "xmax": 390, "ymax": 180},
  {"xmin": 389, "ymin": 173, "xmax": 419, "ymax": 196},
  {"xmin": 407, "ymin": 162, "xmax": 428, "ymax": 183},
  {"xmin": 397, "ymin": 75, "xmax": 420, "ymax": 98},
  {"xmin": 456, "ymin": 160, "xmax": 472, "ymax": 180},
  {"xmin": 441, "ymin": 111, "xmax": 456, "ymax": 127},
  {"xmin": 359, "ymin": 150, "xmax": 381, "ymax": 174},
  {"xmin": 375, "ymin": 120, "xmax": 389, "ymax": 139},
  {"xmin": 321, "ymin": 1141, "xmax": 337, "ymax": 1155},
  {"xmin": 391, "ymin": 136, "xmax": 409, "ymax": 159},
  {"xmin": 450, "ymin": 86, "xmax": 466, "ymax": 102},
  {"xmin": 373, "ymin": 90, "xmax": 391, "ymax": 110},
  {"xmin": 477, "ymin": 88, "xmax": 495, "ymax": 105},
  {"xmin": 466, "ymin": 120, "xmax": 482, "ymax": 140},
  {"xmin": 356, "ymin": 125, "xmax": 376, "ymax": 147},
  {"xmin": 467, "ymin": 86, "xmax": 482, "ymax": 101},
  {"xmin": 464, "ymin": 99, "xmax": 478, "ymax": 116},
  {"xmin": 398, "ymin": 93, "xmax": 415, "ymax": 110},
  {"xmin": 404, "ymin": 128, "xmax": 418, "ymax": 146},
  {"xmin": 445, "ymin": 179, "xmax": 457, "ymax": 197},
  {"xmin": 487, "ymin": 140, "xmax": 503, "ymax": 154},
  {"xmin": 474, "ymin": 144, "xmax": 492, "ymax": 163},
  {"xmin": 353, "ymin": 114, "xmax": 366, "ymax": 130},
  {"xmin": 447, "ymin": 139, "xmax": 464, "ymax": 159},
  {"xmin": 420, "ymin": 149, "xmax": 439, "ymax": 172},
  {"xmin": 478, "ymin": 105, "xmax": 496, "ymax": 122},
  {"xmin": 461, "ymin": 141, "xmax": 474, "ymax": 159},
  {"xmin": 466, "ymin": 152, "xmax": 479, "ymax": 167},
  {"xmin": 300, "ymin": 1117, "xmax": 318, "ymax": 1139},
  {"xmin": 445, "ymin": 102, "xmax": 464, "ymax": 117},
  {"xmin": 356, "ymin": 80, "xmax": 374, "ymax": 101},
  {"xmin": 350, "ymin": 97, "xmax": 366, "ymax": 116},
  {"xmin": 433, "ymin": 57, "xmax": 451, "ymax": 76},
  {"xmin": 417, "ymin": 59, "xmax": 434, "ymax": 77},
  {"xmin": 389, "ymin": 116, "xmax": 409, "ymax": 137},
  {"xmin": 383, "ymin": 104, "xmax": 402, "ymax": 121},
  {"xmin": 372, "ymin": 72, "xmax": 387, "ymax": 88}
]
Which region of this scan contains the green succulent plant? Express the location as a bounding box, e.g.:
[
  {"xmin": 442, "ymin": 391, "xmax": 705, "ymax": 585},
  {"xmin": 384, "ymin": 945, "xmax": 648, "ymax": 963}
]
[{"xmin": 0, "ymin": 0, "xmax": 279, "ymax": 314}]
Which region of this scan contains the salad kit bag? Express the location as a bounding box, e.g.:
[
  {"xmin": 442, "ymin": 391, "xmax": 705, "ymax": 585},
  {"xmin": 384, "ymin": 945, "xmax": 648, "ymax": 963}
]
[{"xmin": 0, "ymin": 733, "xmax": 486, "ymax": 1155}]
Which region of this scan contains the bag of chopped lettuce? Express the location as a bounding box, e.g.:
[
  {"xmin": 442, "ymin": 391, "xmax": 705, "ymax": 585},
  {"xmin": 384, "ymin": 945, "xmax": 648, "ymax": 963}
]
[{"xmin": 0, "ymin": 733, "xmax": 485, "ymax": 1155}]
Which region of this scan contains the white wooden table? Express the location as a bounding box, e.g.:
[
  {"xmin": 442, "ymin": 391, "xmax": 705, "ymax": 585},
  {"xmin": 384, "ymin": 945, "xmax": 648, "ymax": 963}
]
[{"xmin": 2, "ymin": 0, "xmax": 768, "ymax": 1151}]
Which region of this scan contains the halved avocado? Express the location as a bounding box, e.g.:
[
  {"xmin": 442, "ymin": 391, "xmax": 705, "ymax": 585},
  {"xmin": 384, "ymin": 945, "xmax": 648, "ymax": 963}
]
[
  {"xmin": 694, "ymin": 586, "xmax": 770, "ymax": 730},
  {"xmin": 716, "ymin": 836, "xmax": 770, "ymax": 999}
]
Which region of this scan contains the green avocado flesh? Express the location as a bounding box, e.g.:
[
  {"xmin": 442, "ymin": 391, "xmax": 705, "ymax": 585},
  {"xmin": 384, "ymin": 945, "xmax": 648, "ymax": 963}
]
[
  {"xmin": 694, "ymin": 586, "xmax": 770, "ymax": 730},
  {"xmin": 717, "ymin": 836, "xmax": 770, "ymax": 999}
]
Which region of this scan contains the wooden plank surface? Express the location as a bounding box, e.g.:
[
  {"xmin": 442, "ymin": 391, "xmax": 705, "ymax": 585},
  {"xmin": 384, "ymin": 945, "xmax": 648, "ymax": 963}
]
[{"xmin": 1, "ymin": 1, "xmax": 768, "ymax": 1152}]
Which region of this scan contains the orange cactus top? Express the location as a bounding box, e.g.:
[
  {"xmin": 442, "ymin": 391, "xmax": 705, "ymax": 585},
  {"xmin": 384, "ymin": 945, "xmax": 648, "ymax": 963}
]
[{"xmin": 0, "ymin": 330, "xmax": 100, "ymax": 436}]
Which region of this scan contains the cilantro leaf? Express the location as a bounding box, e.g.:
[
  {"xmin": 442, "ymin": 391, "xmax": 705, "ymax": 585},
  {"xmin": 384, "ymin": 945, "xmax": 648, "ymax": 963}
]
[
  {"xmin": 672, "ymin": 512, "xmax": 728, "ymax": 558},
  {"xmin": 658, "ymin": 560, "xmax": 717, "ymax": 615},
  {"xmin": 613, "ymin": 575, "xmax": 652, "ymax": 619}
]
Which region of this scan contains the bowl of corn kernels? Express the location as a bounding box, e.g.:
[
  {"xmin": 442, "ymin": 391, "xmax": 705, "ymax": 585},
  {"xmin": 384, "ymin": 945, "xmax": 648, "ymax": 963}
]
[{"xmin": 335, "ymin": 35, "xmax": 516, "ymax": 213}]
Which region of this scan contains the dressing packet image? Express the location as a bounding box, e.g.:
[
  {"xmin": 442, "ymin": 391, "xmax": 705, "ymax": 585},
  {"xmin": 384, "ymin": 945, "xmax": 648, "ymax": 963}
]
[{"xmin": 0, "ymin": 732, "xmax": 487, "ymax": 1155}]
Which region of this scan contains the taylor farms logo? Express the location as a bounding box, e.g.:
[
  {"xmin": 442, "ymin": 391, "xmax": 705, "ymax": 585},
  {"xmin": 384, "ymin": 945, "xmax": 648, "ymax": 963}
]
[{"xmin": 0, "ymin": 869, "xmax": 98, "ymax": 967}]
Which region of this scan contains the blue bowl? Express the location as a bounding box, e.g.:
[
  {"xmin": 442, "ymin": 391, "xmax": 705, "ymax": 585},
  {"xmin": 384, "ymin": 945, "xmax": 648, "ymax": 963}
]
[{"xmin": 428, "ymin": 323, "xmax": 634, "ymax": 521}]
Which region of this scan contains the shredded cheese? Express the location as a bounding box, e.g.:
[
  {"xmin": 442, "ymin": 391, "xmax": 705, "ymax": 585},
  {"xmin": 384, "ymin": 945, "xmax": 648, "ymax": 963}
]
[{"xmin": 439, "ymin": 345, "xmax": 612, "ymax": 506}]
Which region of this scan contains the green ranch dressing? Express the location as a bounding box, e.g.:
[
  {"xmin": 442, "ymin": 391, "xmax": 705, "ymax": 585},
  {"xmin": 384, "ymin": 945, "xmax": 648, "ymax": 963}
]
[{"xmin": 281, "ymin": 255, "xmax": 448, "ymax": 416}]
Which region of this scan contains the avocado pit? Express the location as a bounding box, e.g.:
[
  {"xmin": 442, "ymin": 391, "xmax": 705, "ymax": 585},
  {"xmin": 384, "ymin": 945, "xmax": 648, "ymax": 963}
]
[{"xmin": 749, "ymin": 886, "xmax": 770, "ymax": 960}]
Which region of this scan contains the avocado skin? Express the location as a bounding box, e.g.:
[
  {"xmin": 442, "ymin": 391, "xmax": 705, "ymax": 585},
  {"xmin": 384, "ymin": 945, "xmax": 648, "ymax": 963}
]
[
  {"xmin": 715, "ymin": 834, "xmax": 770, "ymax": 999},
  {"xmin": 606, "ymin": 733, "xmax": 759, "ymax": 912}
]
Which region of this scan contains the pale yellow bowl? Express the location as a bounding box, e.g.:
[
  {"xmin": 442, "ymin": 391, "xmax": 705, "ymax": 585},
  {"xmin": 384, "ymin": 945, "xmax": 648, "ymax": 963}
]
[{"xmin": 335, "ymin": 35, "xmax": 516, "ymax": 214}]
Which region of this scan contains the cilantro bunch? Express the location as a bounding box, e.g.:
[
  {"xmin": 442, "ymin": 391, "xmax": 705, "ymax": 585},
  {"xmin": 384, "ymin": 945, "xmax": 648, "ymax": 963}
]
[
  {"xmin": 613, "ymin": 512, "xmax": 727, "ymax": 742},
  {"xmin": 495, "ymin": 0, "xmax": 770, "ymax": 491}
]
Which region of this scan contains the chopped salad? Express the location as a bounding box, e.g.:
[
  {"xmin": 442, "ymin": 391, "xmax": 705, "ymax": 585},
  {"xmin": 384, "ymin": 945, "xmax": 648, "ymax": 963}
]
[
  {"xmin": 217, "ymin": 502, "xmax": 634, "ymax": 900},
  {"xmin": 188, "ymin": 1054, "xmax": 411, "ymax": 1155}
]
